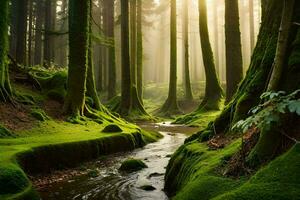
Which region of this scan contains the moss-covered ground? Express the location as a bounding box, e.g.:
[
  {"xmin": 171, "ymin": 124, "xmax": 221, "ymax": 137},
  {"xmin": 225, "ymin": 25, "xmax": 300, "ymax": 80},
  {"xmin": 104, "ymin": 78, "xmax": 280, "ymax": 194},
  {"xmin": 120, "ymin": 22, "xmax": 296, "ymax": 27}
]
[
  {"xmin": 165, "ymin": 137, "xmax": 300, "ymax": 200},
  {"xmin": 0, "ymin": 70, "xmax": 163, "ymax": 200}
]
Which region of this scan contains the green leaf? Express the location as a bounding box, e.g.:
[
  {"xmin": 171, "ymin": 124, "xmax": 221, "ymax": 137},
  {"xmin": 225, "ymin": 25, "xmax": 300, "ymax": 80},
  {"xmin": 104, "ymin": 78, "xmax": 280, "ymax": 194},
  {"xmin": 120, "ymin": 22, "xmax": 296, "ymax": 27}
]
[{"xmin": 288, "ymin": 100, "xmax": 300, "ymax": 115}]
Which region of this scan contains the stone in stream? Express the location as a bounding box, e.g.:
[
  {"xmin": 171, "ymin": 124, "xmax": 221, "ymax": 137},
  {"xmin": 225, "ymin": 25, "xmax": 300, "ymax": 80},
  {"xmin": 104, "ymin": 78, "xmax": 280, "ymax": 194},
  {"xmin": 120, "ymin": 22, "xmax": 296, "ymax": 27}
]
[
  {"xmin": 148, "ymin": 172, "xmax": 164, "ymax": 178},
  {"xmin": 119, "ymin": 159, "xmax": 148, "ymax": 172}
]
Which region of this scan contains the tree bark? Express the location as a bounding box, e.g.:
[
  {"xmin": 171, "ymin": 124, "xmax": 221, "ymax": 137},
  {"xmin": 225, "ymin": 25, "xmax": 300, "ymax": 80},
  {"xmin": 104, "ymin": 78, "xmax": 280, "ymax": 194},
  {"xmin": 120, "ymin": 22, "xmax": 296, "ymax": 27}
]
[
  {"xmin": 34, "ymin": 0, "xmax": 44, "ymax": 65},
  {"xmin": 198, "ymin": 0, "xmax": 223, "ymax": 110},
  {"xmin": 182, "ymin": 0, "xmax": 193, "ymax": 100},
  {"xmin": 120, "ymin": 0, "xmax": 132, "ymax": 115},
  {"xmin": 0, "ymin": 0, "xmax": 12, "ymax": 102},
  {"xmin": 16, "ymin": 0, "xmax": 28, "ymax": 65},
  {"xmin": 249, "ymin": 0, "xmax": 255, "ymax": 52},
  {"xmin": 267, "ymin": 0, "xmax": 295, "ymax": 91},
  {"xmin": 137, "ymin": 0, "xmax": 144, "ymax": 102},
  {"xmin": 225, "ymin": 0, "xmax": 243, "ymax": 102},
  {"xmin": 64, "ymin": 0, "xmax": 90, "ymax": 116},
  {"xmin": 159, "ymin": 0, "xmax": 181, "ymax": 115}
]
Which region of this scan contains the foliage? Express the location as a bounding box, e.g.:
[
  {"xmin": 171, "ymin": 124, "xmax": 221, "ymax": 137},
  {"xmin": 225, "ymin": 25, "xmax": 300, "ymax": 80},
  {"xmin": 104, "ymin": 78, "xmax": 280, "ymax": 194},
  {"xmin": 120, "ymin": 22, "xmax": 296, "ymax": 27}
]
[{"xmin": 233, "ymin": 90, "xmax": 300, "ymax": 133}]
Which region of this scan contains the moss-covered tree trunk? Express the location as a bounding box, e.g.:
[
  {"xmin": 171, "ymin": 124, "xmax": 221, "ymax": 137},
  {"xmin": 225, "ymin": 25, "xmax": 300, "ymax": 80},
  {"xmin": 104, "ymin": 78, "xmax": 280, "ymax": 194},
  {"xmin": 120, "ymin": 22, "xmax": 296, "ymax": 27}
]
[
  {"xmin": 103, "ymin": 0, "xmax": 117, "ymax": 100},
  {"xmin": 225, "ymin": 0, "xmax": 243, "ymax": 103},
  {"xmin": 267, "ymin": 0, "xmax": 295, "ymax": 91},
  {"xmin": 182, "ymin": 0, "xmax": 193, "ymax": 100},
  {"xmin": 0, "ymin": 0, "xmax": 12, "ymax": 102},
  {"xmin": 198, "ymin": 0, "xmax": 223, "ymax": 110},
  {"xmin": 159, "ymin": 0, "xmax": 181, "ymax": 116},
  {"xmin": 86, "ymin": 0, "xmax": 101, "ymax": 111},
  {"xmin": 63, "ymin": 0, "xmax": 90, "ymax": 116},
  {"xmin": 247, "ymin": 0, "xmax": 299, "ymax": 166},
  {"xmin": 137, "ymin": 0, "xmax": 144, "ymax": 102},
  {"xmin": 120, "ymin": 0, "xmax": 132, "ymax": 115}
]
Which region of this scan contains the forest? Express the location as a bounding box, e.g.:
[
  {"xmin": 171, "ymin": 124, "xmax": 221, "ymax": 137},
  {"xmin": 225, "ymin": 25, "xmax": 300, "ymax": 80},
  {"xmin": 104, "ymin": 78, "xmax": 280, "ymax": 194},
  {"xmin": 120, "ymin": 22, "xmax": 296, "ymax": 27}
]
[{"xmin": 0, "ymin": 0, "xmax": 299, "ymax": 199}]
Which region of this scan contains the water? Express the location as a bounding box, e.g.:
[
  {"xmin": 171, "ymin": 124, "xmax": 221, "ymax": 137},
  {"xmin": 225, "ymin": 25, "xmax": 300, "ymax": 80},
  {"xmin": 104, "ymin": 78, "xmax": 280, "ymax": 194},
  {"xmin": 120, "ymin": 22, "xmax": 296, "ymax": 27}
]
[{"xmin": 38, "ymin": 122, "xmax": 198, "ymax": 200}]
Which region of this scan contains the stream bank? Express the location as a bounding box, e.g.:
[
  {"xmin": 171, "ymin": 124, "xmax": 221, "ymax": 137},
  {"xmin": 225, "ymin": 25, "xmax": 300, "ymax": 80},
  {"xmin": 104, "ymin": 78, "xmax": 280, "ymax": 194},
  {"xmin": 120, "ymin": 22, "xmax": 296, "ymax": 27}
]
[{"xmin": 36, "ymin": 122, "xmax": 198, "ymax": 200}]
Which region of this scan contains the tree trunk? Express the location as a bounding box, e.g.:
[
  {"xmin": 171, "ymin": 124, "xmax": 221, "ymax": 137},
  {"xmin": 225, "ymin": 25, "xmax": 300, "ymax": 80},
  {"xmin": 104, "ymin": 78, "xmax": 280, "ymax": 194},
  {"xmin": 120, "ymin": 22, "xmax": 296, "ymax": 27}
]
[
  {"xmin": 137, "ymin": 0, "xmax": 144, "ymax": 102},
  {"xmin": 182, "ymin": 0, "xmax": 193, "ymax": 100},
  {"xmin": 64, "ymin": 0, "xmax": 90, "ymax": 116},
  {"xmin": 249, "ymin": 0, "xmax": 255, "ymax": 52},
  {"xmin": 120, "ymin": 0, "xmax": 132, "ymax": 115},
  {"xmin": 28, "ymin": 0, "xmax": 34, "ymax": 66},
  {"xmin": 267, "ymin": 0, "xmax": 295, "ymax": 91},
  {"xmin": 103, "ymin": 0, "xmax": 117, "ymax": 100},
  {"xmin": 44, "ymin": 0, "xmax": 56, "ymax": 68},
  {"xmin": 159, "ymin": 0, "xmax": 181, "ymax": 116},
  {"xmin": 225, "ymin": 0, "xmax": 243, "ymax": 102},
  {"xmin": 86, "ymin": 0, "xmax": 101, "ymax": 110},
  {"xmin": 16, "ymin": 0, "xmax": 28, "ymax": 65},
  {"xmin": 34, "ymin": 0, "xmax": 44, "ymax": 65},
  {"xmin": 213, "ymin": 0, "xmax": 220, "ymax": 77},
  {"xmin": 198, "ymin": 0, "xmax": 223, "ymax": 110},
  {"xmin": 9, "ymin": 0, "xmax": 18, "ymax": 59},
  {"xmin": 0, "ymin": 0, "xmax": 12, "ymax": 102}
]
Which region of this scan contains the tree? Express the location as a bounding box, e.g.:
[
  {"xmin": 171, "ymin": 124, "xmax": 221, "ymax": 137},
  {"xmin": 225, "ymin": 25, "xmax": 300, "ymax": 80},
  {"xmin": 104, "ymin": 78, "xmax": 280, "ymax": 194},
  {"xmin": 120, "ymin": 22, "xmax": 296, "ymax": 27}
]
[
  {"xmin": 103, "ymin": 0, "xmax": 116, "ymax": 100},
  {"xmin": 225, "ymin": 0, "xmax": 243, "ymax": 102},
  {"xmin": 34, "ymin": 0, "xmax": 44, "ymax": 65},
  {"xmin": 44, "ymin": 0, "xmax": 56, "ymax": 68},
  {"xmin": 159, "ymin": 0, "xmax": 181, "ymax": 116},
  {"xmin": 63, "ymin": 0, "xmax": 90, "ymax": 116},
  {"xmin": 0, "ymin": 0, "xmax": 12, "ymax": 102},
  {"xmin": 249, "ymin": 0, "xmax": 255, "ymax": 52},
  {"xmin": 16, "ymin": 0, "xmax": 28, "ymax": 65},
  {"xmin": 119, "ymin": 0, "xmax": 132, "ymax": 115},
  {"xmin": 198, "ymin": 0, "xmax": 223, "ymax": 110},
  {"xmin": 137, "ymin": 0, "xmax": 143, "ymax": 101},
  {"xmin": 182, "ymin": 0, "xmax": 193, "ymax": 100},
  {"xmin": 187, "ymin": 0, "xmax": 300, "ymax": 166}
]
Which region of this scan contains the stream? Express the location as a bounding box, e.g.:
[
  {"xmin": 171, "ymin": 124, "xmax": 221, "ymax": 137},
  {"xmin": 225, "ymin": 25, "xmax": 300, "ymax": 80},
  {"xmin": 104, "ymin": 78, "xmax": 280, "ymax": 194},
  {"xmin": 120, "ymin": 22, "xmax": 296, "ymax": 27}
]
[{"xmin": 38, "ymin": 122, "xmax": 198, "ymax": 200}]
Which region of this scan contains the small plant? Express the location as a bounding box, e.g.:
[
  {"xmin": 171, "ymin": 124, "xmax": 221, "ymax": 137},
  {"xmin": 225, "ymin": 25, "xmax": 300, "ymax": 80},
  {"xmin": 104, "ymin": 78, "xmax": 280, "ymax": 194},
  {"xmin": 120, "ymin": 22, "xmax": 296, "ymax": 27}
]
[{"xmin": 233, "ymin": 90, "xmax": 300, "ymax": 133}]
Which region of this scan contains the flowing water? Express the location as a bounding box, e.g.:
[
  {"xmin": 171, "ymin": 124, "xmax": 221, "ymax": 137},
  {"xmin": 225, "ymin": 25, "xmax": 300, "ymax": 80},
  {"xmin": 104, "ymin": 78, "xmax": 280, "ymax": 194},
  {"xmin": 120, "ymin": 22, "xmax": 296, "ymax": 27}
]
[{"xmin": 38, "ymin": 122, "xmax": 198, "ymax": 200}]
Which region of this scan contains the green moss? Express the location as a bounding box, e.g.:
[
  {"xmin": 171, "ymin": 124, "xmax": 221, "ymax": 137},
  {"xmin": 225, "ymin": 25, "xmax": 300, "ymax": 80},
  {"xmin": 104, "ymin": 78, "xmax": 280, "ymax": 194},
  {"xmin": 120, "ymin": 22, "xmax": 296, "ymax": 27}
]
[
  {"xmin": 0, "ymin": 125, "xmax": 15, "ymax": 138},
  {"xmin": 0, "ymin": 118, "xmax": 162, "ymax": 199},
  {"xmin": 30, "ymin": 109, "xmax": 50, "ymax": 121},
  {"xmin": 213, "ymin": 144, "xmax": 300, "ymax": 200},
  {"xmin": 102, "ymin": 124, "xmax": 122, "ymax": 133},
  {"xmin": 119, "ymin": 158, "xmax": 148, "ymax": 172}
]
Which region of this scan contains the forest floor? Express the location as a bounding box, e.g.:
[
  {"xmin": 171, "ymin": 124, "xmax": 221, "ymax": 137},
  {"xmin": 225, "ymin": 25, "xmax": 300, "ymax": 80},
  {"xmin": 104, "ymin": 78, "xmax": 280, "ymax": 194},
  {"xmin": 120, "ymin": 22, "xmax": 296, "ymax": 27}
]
[{"xmin": 0, "ymin": 80, "xmax": 163, "ymax": 200}]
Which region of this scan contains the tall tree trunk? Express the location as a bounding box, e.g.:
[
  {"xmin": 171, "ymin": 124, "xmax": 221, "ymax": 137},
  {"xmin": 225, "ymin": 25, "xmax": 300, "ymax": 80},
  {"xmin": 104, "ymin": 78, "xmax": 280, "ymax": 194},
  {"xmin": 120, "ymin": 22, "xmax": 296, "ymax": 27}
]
[
  {"xmin": 27, "ymin": 0, "xmax": 33, "ymax": 66},
  {"xmin": 64, "ymin": 0, "xmax": 90, "ymax": 116},
  {"xmin": 249, "ymin": 0, "xmax": 255, "ymax": 52},
  {"xmin": 213, "ymin": 0, "xmax": 220, "ymax": 76},
  {"xmin": 104, "ymin": 0, "xmax": 117, "ymax": 100},
  {"xmin": 198, "ymin": 0, "xmax": 223, "ymax": 110},
  {"xmin": 120, "ymin": 0, "xmax": 132, "ymax": 115},
  {"xmin": 159, "ymin": 0, "xmax": 181, "ymax": 115},
  {"xmin": 44, "ymin": 0, "xmax": 56, "ymax": 67},
  {"xmin": 9, "ymin": 0, "xmax": 18, "ymax": 59},
  {"xmin": 34, "ymin": 0, "xmax": 44, "ymax": 65},
  {"xmin": 86, "ymin": 0, "xmax": 101, "ymax": 110},
  {"xmin": 0, "ymin": 0, "xmax": 12, "ymax": 102},
  {"xmin": 130, "ymin": 0, "xmax": 137, "ymax": 88},
  {"xmin": 182, "ymin": 0, "xmax": 193, "ymax": 100},
  {"xmin": 137, "ymin": 0, "xmax": 143, "ymax": 102},
  {"xmin": 225, "ymin": 0, "xmax": 243, "ymax": 103},
  {"xmin": 267, "ymin": 0, "xmax": 295, "ymax": 91},
  {"xmin": 16, "ymin": 0, "xmax": 28, "ymax": 65}
]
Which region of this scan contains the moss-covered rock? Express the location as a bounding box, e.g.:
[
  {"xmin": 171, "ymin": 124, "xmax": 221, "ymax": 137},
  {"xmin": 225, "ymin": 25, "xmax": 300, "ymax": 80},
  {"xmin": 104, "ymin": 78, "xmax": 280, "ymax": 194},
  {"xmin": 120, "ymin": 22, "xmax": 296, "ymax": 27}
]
[
  {"xmin": 102, "ymin": 124, "xmax": 123, "ymax": 133},
  {"xmin": 119, "ymin": 159, "xmax": 148, "ymax": 172}
]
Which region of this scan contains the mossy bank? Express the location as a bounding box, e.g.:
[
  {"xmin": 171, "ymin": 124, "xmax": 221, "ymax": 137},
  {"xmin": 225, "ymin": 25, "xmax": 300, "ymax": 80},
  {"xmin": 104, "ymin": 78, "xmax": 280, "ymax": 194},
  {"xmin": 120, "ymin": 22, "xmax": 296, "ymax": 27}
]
[
  {"xmin": 0, "ymin": 120, "xmax": 162, "ymax": 200},
  {"xmin": 165, "ymin": 139, "xmax": 300, "ymax": 200}
]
